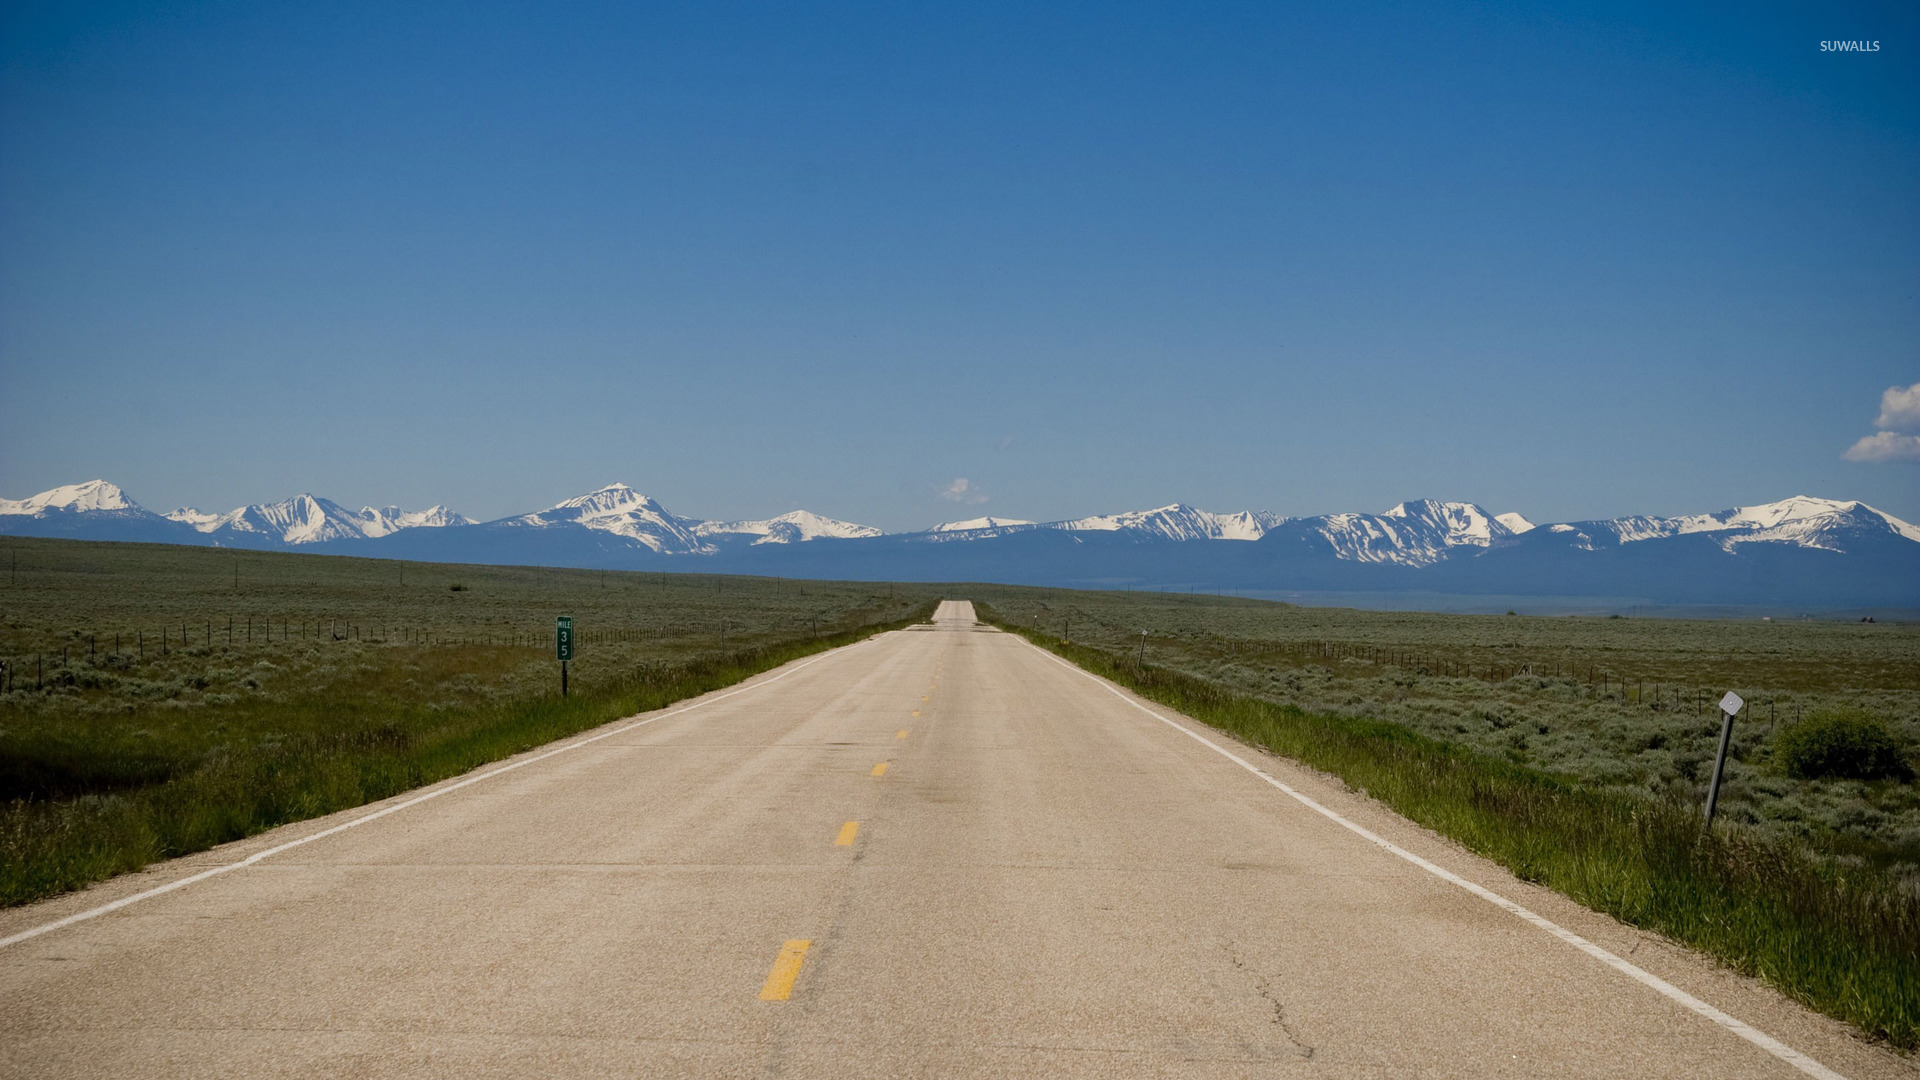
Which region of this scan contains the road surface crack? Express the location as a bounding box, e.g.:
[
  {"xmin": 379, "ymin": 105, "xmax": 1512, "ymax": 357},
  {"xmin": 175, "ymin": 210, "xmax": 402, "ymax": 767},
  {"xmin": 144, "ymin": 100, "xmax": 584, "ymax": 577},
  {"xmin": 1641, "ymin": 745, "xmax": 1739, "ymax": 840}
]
[{"xmin": 1221, "ymin": 941, "xmax": 1315, "ymax": 1061}]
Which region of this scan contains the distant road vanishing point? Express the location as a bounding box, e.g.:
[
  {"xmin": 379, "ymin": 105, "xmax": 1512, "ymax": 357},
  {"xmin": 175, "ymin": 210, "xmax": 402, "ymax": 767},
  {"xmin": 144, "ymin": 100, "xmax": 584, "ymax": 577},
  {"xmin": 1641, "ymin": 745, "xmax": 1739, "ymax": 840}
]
[{"xmin": 0, "ymin": 602, "xmax": 1893, "ymax": 1078}]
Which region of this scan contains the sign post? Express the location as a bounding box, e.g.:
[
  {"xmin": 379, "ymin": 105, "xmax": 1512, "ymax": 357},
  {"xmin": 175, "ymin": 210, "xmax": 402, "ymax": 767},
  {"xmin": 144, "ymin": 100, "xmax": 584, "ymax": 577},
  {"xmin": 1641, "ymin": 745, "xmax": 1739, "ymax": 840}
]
[
  {"xmin": 1704, "ymin": 690, "xmax": 1743, "ymax": 826},
  {"xmin": 556, "ymin": 616, "xmax": 574, "ymax": 697}
]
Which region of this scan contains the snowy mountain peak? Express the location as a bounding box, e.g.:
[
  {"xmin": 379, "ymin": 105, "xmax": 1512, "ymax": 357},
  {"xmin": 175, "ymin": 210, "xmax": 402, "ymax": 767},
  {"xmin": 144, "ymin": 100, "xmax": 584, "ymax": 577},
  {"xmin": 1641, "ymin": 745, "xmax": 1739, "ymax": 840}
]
[
  {"xmin": 695, "ymin": 510, "xmax": 884, "ymax": 545},
  {"xmin": 548, "ymin": 483, "xmax": 657, "ymax": 513},
  {"xmin": 1496, "ymin": 512, "xmax": 1536, "ymax": 535},
  {"xmin": 1722, "ymin": 496, "xmax": 1920, "ymax": 543},
  {"xmin": 391, "ymin": 505, "xmax": 473, "ymax": 528},
  {"xmin": 1380, "ymin": 500, "xmax": 1518, "ymax": 545},
  {"xmin": 518, "ymin": 484, "xmax": 710, "ymax": 553},
  {"xmin": 239, "ymin": 494, "xmax": 365, "ymax": 544},
  {"xmin": 166, "ymin": 506, "xmax": 223, "ymax": 527},
  {"xmin": 1210, "ymin": 510, "xmax": 1289, "ymax": 541},
  {"xmin": 358, "ymin": 505, "xmax": 476, "ymax": 537},
  {"xmin": 0, "ymin": 480, "xmax": 139, "ymax": 516}
]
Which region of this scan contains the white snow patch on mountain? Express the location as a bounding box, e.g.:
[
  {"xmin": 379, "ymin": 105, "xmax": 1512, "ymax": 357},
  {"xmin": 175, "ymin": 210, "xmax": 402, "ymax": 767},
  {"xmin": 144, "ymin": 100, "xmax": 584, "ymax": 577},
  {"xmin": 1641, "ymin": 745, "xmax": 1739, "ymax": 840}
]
[
  {"xmin": 1496, "ymin": 512, "xmax": 1536, "ymax": 534},
  {"xmin": 696, "ymin": 510, "xmax": 883, "ymax": 545},
  {"xmin": 1382, "ymin": 500, "xmax": 1501, "ymax": 543},
  {"xmin": 1, "ymin": 480, "xmax": 139, "ymax": 516},
  {"xmin": 927, "ymin": 516, "xmax": 1037, "ymax": 533},
  {"xmin": 366, "ymin": 505, "xmax": 475, "ymax": 535},
  {"xmin": 166, "ymin": 507, "xmax": 223, "ymax": 528}
]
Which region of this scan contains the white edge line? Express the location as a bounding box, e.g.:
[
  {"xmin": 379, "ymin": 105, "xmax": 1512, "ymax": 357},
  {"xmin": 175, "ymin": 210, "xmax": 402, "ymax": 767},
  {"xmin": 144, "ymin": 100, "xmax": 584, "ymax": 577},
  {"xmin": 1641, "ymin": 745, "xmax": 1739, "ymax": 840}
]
[
  {"xmin": 1019, "ymin": 638, "xmax": 1848, "ymax": 1080},
  {"xmin": 0, "ymin": 633, "xmax": 888, "ymax": 951}
]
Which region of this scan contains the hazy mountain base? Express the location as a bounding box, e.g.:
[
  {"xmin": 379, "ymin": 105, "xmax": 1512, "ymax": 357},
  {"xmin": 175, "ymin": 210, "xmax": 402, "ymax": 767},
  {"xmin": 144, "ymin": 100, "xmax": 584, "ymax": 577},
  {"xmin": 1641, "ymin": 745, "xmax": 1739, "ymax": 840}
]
[
  {"xmin": 672, "ymin": 528, "xmax": 1920, "ymax": 608},
  {"xmin": 967, "ymin": 586, "xmax": 1920, "ymax": 871}
]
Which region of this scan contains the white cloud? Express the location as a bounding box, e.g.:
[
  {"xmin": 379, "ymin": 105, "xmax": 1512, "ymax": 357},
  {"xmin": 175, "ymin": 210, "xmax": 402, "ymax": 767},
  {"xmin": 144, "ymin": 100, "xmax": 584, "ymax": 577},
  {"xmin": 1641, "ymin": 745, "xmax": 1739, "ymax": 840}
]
[
  {"xmin": 940, "ymin": 477, "xmax": 988, "ymax": 504},
  {"xmin": 1875, "ymin": 381, "xmax": 1920, "ymax": 433},
  {"xmin": 1843, "ymin": 431, "xmax": 1920, "ymax": 464}
]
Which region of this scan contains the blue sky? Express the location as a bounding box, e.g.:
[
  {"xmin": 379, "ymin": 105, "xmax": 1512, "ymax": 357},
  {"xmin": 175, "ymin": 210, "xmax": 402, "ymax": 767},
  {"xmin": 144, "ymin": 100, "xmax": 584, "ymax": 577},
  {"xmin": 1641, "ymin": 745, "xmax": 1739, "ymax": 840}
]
[{"xmin": 2, "ymin": 1, "xmax": 1915, "ymax": 530}]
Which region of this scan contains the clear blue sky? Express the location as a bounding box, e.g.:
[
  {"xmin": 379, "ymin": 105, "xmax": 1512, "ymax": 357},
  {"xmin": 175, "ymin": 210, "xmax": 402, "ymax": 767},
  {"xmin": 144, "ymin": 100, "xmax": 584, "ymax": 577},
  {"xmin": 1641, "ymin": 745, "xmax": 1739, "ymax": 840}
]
[{"xmin": 2, "ymin": 1, "xmax": 1915, "ymax": 530}]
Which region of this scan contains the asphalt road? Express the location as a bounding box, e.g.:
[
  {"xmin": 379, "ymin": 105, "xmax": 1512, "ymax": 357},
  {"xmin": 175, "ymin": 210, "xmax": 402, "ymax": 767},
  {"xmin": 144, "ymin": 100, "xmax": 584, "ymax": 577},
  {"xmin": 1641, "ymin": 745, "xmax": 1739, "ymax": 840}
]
[{"xmin": 0, "ymin": 601, "xmax": 1907, "ymax": 1078}]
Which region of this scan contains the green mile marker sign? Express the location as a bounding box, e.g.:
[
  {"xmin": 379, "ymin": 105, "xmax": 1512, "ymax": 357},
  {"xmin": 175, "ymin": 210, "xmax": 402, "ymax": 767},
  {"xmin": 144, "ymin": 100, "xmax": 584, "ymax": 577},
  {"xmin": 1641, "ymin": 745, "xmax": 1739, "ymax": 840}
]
[{"xmin": 556, "ymin": 616, "xmax": 574, "ymax": 662}]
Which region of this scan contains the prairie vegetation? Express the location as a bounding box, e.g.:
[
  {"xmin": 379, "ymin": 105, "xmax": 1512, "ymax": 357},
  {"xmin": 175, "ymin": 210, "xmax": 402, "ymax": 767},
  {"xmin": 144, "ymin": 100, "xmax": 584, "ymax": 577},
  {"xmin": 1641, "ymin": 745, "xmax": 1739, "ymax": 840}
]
[
  {"xmin": 971, "ymin": 589, "xmax": 1920, "ymax": 1049},
  {"xmin": 0, "ymin": 537, "xmax": 936, "ymax": 906},
  {"xmin": 972, "ymin": 587, "xmax": 1920, "ymax": 864}
]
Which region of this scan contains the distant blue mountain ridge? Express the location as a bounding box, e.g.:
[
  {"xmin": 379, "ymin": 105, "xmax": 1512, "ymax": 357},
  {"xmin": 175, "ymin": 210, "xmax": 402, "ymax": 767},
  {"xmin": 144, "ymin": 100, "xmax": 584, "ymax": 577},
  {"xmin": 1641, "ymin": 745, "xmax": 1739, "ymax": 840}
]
[{"xmin": 3, "ymin": 480, "xmax": 1915, "ymax": 608}]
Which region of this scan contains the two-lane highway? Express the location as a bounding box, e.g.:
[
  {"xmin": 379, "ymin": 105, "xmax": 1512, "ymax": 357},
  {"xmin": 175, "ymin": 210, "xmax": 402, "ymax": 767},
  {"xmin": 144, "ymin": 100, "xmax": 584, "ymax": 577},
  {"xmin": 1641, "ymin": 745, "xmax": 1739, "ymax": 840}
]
[{"xmin": 0, "ymin": 601, "xmax": 1899, "ymax": 1078}]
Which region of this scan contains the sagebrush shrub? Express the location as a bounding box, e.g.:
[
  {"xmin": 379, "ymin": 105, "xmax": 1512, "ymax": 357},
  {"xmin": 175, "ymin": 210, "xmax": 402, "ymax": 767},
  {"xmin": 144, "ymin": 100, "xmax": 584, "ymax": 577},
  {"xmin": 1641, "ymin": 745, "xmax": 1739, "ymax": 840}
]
[{"xmin": 1774, "ymin": 710, "xmax": 1913, "ymax": 782}]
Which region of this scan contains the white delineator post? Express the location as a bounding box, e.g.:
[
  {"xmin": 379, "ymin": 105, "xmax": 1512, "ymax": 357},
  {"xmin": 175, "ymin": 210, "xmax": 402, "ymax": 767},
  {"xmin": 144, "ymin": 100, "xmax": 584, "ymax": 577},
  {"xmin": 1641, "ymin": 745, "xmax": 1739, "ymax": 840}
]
[{"xmin": 1704, "ymin": 690, "xmax": 1743, "ymax": 826}]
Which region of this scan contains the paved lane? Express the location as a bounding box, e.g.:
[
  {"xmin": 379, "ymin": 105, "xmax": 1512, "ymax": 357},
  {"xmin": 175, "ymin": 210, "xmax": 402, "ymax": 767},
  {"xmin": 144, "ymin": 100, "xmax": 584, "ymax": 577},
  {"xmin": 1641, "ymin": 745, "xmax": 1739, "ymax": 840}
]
[{"xmin": 0, "ymin": 601, "xmax": 1900, "ymax": 1078}]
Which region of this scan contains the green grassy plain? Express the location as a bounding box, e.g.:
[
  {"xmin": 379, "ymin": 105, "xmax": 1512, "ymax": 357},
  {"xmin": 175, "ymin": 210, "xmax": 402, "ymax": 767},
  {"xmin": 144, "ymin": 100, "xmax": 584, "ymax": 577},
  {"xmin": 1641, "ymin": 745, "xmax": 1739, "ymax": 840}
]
[
  {"xmin": 0, "ymin": 536, "xmax": 937, "ymax": 906},
  {"xmin": 970, "ymin": 586, "xmax": 1920, "ymax": 865},
  {"xmin": 969, "ymin": 591, "xmax": 1920, "ymax": 1049}
]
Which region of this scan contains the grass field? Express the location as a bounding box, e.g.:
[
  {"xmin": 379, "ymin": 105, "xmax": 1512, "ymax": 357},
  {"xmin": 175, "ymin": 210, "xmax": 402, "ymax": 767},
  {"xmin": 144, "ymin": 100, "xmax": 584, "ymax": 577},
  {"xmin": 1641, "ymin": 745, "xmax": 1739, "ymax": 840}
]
[
  {"xmin": 969, "ymin": 586, "xmax": 1920, "ymax": 866},
  {"xmin": 968, "ymin": 590, "xmax": 1920, "ymax": 1049},
  {"xmin": 0, "ymin": 536, "xmax": 937, "ymax": 907}
]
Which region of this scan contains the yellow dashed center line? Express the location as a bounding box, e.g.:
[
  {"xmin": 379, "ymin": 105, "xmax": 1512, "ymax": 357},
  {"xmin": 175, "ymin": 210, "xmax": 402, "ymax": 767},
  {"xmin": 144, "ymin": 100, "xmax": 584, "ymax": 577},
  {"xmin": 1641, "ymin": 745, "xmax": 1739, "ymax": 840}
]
[
  {"xmin": 921, "ymin": 696, "xmax": 929, "ymax": 702},
  {"xmin": 897, "ymin": 729, "xmax": 908, "ymax": 739},
  {"xmin": 834, "ymin": 821, "xmax": 859, "ymax": 846},
  {"xmin": 759, "ymin": 940, "xmax": 811, "ymax": 1001},
  {"xmin": 911, "ymin": 710, "xmax": 920, "ymax": 717},
  {"xmin": 871, "ymin": 762, "xmax": 889, "ymax": 777}
]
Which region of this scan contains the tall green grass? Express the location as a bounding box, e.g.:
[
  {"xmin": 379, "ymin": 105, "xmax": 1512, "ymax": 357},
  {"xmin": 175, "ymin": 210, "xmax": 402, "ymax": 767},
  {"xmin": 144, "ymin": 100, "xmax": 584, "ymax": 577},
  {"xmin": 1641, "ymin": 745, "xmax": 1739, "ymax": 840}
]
[{"xmin": 980, "ymin": 605, "xmax": 1920, "ymax": 1051}]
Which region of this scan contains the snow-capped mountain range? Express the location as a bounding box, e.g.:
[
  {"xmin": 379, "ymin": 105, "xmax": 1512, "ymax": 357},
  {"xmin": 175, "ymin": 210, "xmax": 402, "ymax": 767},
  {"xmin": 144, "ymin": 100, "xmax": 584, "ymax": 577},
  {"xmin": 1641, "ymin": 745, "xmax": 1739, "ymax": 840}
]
[
  {"xmin": 914, "ymin": 501, "xmax": 1525, "ymax": 565},
  {"xmin": 2, "ymin": 480, "xmax": 1912, "ymax": 561},
  {"xmin": 0, "ymin": 481, "xmax": 898, "ymax": 553},
  {"xmin": 3, "ymin": 480, "xmax": 1915, "ymax": 605},
  {"xmin": 1270, "ymin": 500, "xmax": 1529, "ymax": 567},
  {"xmin": 166, "ymin": 494, "xmax": 474, "ymax": 545},
  {"xmin": 1548, "ymin": 495, "xmax": 1920, "ymax": 553}
]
